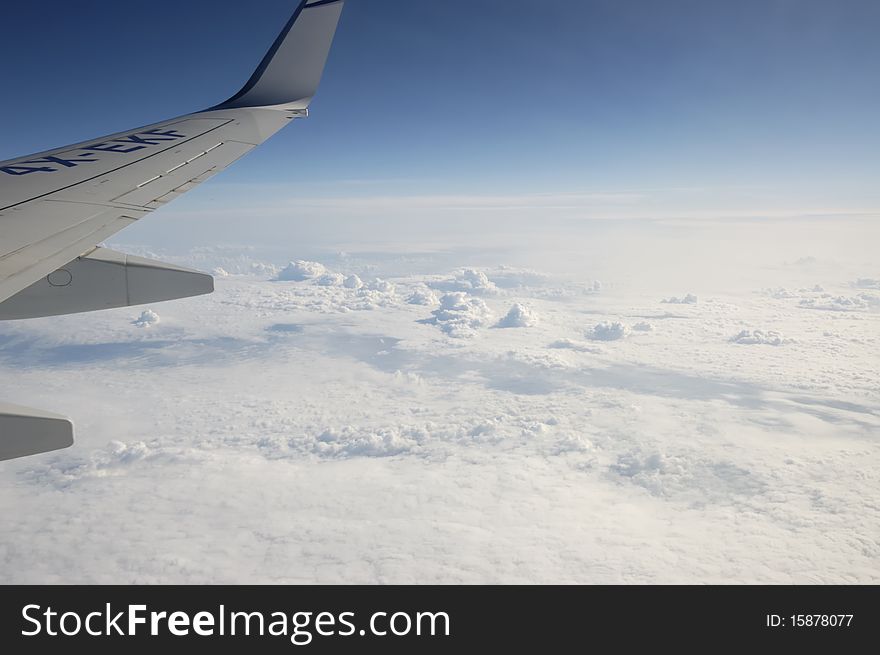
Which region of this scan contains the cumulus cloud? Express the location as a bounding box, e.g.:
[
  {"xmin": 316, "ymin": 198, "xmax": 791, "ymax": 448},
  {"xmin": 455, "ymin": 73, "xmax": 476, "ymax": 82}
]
[
  {"xmin": 799, "ymin": 294, "xmax": 879, "ymax": 312},
  {"xmin": 765, "ymin": 285, "xmax": 825, "ymax": 299},
  {"xmin": 632, "ymin": 321, "xmax": 654, "ymax": 332},
  {"xmin": 764, "ymin": 287, "xmax": 799, "ymax": 299},
  {"xmin": 496, "ymin": 303, "xmax": 537, "ymax": 328},
  {"xmin": 350, "ymin": 284, "xmax": 400, "ymax": 311},
  {"xmin": 344, "ymin": 275, "xmax": 364, "ymax": 289},
  {"xmin": 132, "ymin": 310, "xmax": 160, "ymax": 328},
  {"xmin": 433, "ymin": 269, "xmax": 499, "ymax": 296},
  {"xmin": 852, "ymin": 278, "xmax": 880, "ymax": 289},
  {"xmin": 277, "ymin": 260, "xmax": 326, "ymax": 282},
  {"xmin": 661, "ymin": 294, "xmax": 698, "ymax": 304},
  {"xmin": 250, "ymin": 262, "xmax": 280, "ymax": 278},
  {"xmin": 407, "ymin": 286, "xmax": 439, "ymax": 306},
  {"xmin": 587, "ymin": 321, "xmax": 629, "ymax": 341},
  {"xmin": 422, "ymin": 292, "xmax": 493, "ymax": 337},
  {"xmin": 367, "ymin": 278, "xmax": 396, "ymax": 294},
  {"xmin": 316, "ymin": 272, "xmax": 345, "ymax": 286},
  {"xmin": 485, "ymin": 266, "xmax": 549, "ymax": 289},
  {"xmin": 730, "ymin": 329, "xmax": 791, "ymax": 346},
  {"xmin": 313, "ymin": 426, "xmax": 423, "ymax": 458}
]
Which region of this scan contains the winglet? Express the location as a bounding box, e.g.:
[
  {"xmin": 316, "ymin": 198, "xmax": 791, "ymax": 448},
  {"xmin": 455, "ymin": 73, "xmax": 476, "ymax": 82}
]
[{"xmin": 215, "ymin": 0, "xmax": 345, "ymax": 110}]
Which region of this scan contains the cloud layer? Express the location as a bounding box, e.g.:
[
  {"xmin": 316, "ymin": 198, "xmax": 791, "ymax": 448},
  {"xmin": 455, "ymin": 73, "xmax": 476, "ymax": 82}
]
[{"xmin": 1, "ymin": 232, "xmax": 878, "ymax": 584}]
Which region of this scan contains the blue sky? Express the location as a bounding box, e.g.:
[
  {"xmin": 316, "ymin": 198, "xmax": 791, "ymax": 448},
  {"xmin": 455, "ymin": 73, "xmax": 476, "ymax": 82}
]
[{"xmin": 1, "ymin": 0, "xmax": 878, "ymax": 221}]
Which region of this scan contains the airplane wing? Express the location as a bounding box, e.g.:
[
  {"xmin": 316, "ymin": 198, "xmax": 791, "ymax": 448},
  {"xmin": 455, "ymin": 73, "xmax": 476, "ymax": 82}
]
[{"xmin": 0, "ymin": 0, "xmax": 346, "ymax": 460}]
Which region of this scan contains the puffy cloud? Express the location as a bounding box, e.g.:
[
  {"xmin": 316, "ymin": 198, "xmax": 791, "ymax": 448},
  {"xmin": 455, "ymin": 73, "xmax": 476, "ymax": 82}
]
[
  {"xmin": 587, "ymin": 321, "xmax": 628, "ymax": 341},
  {"xmin": 764, "ymin": 285, "xmax": 825, "ymax": 299},
  {"xmin": 484, "ymin": 266, "xmax": 549, "ymax": 289},
  {"xmin": 250, "ymin": 262, "xmax": 280, "ymax": 278},
  {"xmin": 367, "ymin": 278, "xmax": 396, "ymax": 294},
  {"xmin": 764, "ymin": 287, "xmax": 799, "ymax": 299},
  {"xmin": 852, "ymin": 278, "xmax": 880, "ymax": 290},
  {"xmin": 407, "ymin": 286, "xmax": 439, "ymax": 306},
  {"xmin": 277, "ymin": 260, "xmax": 326, "ymax": 281},
  {"xmin": 313, "ymin": 426, "xmax": 423, "ymax": 458},
  {"xmin": 496, "ymin": 303, "xmax": 537, "ymax": 328},
  {"xmin": 316, "ymin": 273, "xmax": 345, "ymax": 286},
  {"xmin": 632, "ymin": 321, "xmax": 654, "ymax": 332},
  {"xmin": 344, "ymin": 275, "xmax": 364, "ymax": 289},
  {"xmin": 433, "ymin": 269, "xmax": 499, "ymax": 296},
  {"xmin": 730, "ymin": 329, "xmax": 791, "ymax": 346},
  {"xmin": 132, "ymin": 310, "xmax": 160, "ymax": 328},
  {"xmin": 423, "ymin": 292, "xmax": 493, "ymax": 337},
  {"xmin": 799, "ymin": 294, "xmax": 879, "ymax": 312},
  {"xmin": 661, "ymin": 294, "xmax": 698, "ymax": 304}
]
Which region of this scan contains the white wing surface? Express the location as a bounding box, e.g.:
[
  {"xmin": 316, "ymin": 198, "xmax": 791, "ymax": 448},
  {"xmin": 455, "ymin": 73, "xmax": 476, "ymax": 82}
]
[{"xmin": 0, "ymin": 0, "xmax": 344, "ymax": 307}]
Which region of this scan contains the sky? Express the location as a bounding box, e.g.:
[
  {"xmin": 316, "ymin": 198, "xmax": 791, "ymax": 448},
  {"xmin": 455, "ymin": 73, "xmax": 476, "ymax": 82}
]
[{"xmin": 1, "ymin": 0, "xmax": 879, "ymax": 226}]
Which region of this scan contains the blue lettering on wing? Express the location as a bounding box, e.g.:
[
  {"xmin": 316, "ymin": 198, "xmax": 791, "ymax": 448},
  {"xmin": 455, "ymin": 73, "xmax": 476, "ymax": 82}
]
[
  {"xmin": 83, "ymin": 142, "xmax": 147, "ymax": 154},
  {"xmin": 0, "ymin": 165, "xmax": 57, "ymax": 176},
  {"xmin": 1, "ymin": 128, "xmax": 189, "ymax": 176},
  {"xmin": 112, "ymin": 129, "xmax": 187, "ymax": 147},
  {"xmin": 24, "ymin": 155, "xmax": 99, "ymax": 168}
]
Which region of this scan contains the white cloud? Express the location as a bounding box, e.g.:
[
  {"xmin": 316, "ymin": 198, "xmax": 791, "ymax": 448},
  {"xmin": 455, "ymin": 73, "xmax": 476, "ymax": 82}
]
[
  {"xmin": 432, "ymin": 269, "xmax": 499, "ymax": 296},
  {"xmin": 496, "ymin": 303, "xmax": 537, "ymax": 328},
  {"xmin": 277, "ymin": 260, "xmax": 327, "ymax": 281},
  {"xmin": 587, "ymin": 321, "xmax": 629, "ymax": 341},
  {"xmin": 485, "ymin": 266, "xmax": 549, "ymax": 289},
  {"xmin": 407, "ymin": 286, "xmax": 438, "ymax": 306},
  {"xmin": 316, "ymin": 272, "xmax": 345, "ymax": 286},
  {"xmin": 312, "ymin": 426, "xmax": 423, "ymax": 459},
  {"xmin": 730, "ymin": 329, "xmax": 792, "ymax": 346},
  {"xmin": 632, "ymin": 321, "xmax": 654, "ymax": 332},
  {"xmin": 132, "ymin": 310, "xmax": 160, "ymax": 328},
  {"xmin": 661, "ymin": 294, "xmax": 698, "ymax": 304},
  {"xmin": 799, "ymin": 294, "xmax": 879, "ymax": 312},
  {"xmin": 367, "ymin": 278, "xmax": 396, "ymax": 294},
  {"xmin": 764, "ymin": 287, "xmax": 799, "ymax": 299},
  {"xmin": 344, "ymin": 274, "xmax": 364, "ymax": 289},
  {"xmin": 251, "ymin": 262, "xmax": 280, "ymax": 278},
  {"xmin": 423, "ymin": 292, "xmax": 493, "ymax": 338}
]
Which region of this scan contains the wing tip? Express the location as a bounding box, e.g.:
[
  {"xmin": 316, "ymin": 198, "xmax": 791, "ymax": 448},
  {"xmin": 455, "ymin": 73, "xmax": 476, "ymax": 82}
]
[{"xmin": 213, "ymin": 0, "xmax": 345, "ymax": 111}]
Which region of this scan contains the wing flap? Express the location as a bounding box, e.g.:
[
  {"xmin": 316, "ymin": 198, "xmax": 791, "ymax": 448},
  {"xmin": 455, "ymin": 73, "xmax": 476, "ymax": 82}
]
[
  {"xmin": 0, "ymin": 247, "xmax": 213, "ymax": 320},
  {"xmin": 0, "ymin": 403, "xmax": 74, "ymax": 461},
  {"xmin": 0, "ymin": 208, "xmax": 137, "ymax": 303},
  {"xmin": 112, "ymin": 141, "xmax": 255, "ymax": 207}
]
